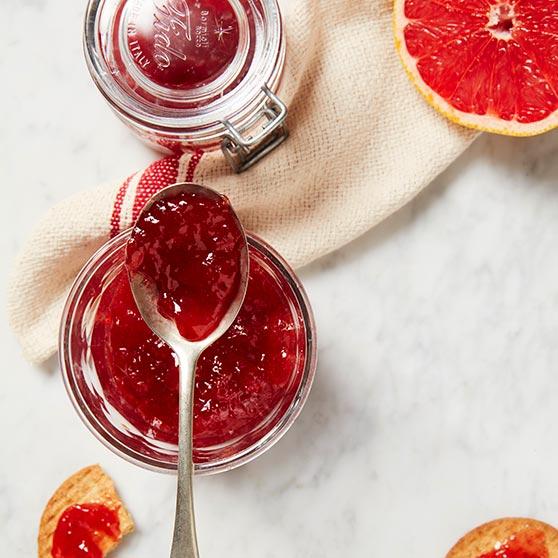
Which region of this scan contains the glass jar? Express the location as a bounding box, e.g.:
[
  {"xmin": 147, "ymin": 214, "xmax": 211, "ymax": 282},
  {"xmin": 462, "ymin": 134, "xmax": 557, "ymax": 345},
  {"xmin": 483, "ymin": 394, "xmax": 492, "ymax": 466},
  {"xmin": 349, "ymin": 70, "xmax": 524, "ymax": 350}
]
[
  {"xmin": 60, "ymin": 230, "xmax": 316, "ymax": 475},
  {"xmin": 84, "ymin": 0, "xmax": 288, "ymax": 172}
]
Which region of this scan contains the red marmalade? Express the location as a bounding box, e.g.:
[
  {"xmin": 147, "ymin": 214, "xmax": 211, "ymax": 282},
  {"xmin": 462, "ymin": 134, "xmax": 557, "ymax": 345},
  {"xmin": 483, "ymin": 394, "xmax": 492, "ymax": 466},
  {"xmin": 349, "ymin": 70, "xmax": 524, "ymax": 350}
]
[
  {"xmin": 478, "ymin": 528, "xmax": 548, "ymax": 558},
  {"xmin": 125, "ymin": 188, "xmax": 246, "ymax": 341},
  {"xmin": 51, "ymin": 504, "xmax": 120, "ymax": 558},
  {"xmin": 124, "ymin": 0, "xmax": 241, "ymax": 90},
  {"xmin": 91, "ymin": 245, "xmax": 302, "ymax": 453}
]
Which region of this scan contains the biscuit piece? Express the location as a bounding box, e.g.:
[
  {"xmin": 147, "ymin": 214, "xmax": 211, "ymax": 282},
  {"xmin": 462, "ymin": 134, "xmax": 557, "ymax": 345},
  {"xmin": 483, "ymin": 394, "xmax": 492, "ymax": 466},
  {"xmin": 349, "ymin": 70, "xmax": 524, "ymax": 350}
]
[
  {"xmin": 447, "ymin": 518, "xmax": 558, "ymax": 558},
  {"xmin": 38, "ymin": 465, "xmax": 134, "ymax": 558}
]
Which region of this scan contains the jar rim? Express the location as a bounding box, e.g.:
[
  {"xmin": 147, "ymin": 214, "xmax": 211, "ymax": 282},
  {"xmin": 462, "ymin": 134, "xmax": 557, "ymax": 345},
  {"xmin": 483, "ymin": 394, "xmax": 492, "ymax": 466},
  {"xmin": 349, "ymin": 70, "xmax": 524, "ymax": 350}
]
[
  {"xmin": 59, "ymin": 230, "xmax": 317, "ymax": 475},
  {"xmin": 83, "ymin": 0, "xmax": 285, "ymax": 143}
]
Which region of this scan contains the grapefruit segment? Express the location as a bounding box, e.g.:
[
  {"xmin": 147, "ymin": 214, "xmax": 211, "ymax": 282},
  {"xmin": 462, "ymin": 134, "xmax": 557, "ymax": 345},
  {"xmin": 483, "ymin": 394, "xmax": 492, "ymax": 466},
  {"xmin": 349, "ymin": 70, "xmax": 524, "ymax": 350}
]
[{"xmin": 395, "ymin": 0, "xmax": 558, "ymax": 135}]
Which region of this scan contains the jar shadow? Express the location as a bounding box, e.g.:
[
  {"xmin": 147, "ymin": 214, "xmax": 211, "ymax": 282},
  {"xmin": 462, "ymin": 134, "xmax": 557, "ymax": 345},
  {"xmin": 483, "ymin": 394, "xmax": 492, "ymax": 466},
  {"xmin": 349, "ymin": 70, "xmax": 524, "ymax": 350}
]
[{"xmin": 39, "ymin": 354, "xmax": 59, "ymax": 376}]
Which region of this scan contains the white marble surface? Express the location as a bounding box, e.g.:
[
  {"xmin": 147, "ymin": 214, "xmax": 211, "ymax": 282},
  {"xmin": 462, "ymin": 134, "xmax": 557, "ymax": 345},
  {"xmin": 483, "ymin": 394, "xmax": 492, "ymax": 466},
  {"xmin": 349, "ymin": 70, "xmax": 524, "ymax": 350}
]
[{"xmin": 4, "ymin": 2, "xmax": 558, "ymax": 557}]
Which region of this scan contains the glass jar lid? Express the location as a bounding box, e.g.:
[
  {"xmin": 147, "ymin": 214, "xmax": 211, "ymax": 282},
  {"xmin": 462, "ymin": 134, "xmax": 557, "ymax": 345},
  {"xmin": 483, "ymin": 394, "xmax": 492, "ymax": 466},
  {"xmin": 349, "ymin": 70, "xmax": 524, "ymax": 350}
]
[{"xmin": 84, "ymin": 0, "xmax": 285, "ymax": 141}]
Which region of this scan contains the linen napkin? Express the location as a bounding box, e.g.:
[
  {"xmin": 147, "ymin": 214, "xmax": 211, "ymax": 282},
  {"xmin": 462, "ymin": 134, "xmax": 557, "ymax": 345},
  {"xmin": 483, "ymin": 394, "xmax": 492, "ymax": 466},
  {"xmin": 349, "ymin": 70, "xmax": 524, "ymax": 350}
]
[{"xmin": 7, "ymin": 0, "xmax": 476, "ymax": 364}]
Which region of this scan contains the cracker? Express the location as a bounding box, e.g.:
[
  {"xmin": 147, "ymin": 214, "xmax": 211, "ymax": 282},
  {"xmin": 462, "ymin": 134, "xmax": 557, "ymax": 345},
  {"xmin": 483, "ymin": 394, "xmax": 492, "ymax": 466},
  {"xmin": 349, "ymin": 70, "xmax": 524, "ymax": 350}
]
[
  {"xmin": 38, "ymin": 464, "xmax": 134, "ymax": 558},
  {"xmin": 447, "ymin": 517, "xmax": 558, "ymax": 558}
]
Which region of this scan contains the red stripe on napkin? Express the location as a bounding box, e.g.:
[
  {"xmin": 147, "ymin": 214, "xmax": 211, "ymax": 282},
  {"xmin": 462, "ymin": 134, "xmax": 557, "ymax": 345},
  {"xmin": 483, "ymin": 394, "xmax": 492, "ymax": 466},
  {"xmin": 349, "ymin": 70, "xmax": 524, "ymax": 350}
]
[
  {"xmin": 185, "ymin": 150, "xmax": 204, "ymax": 182},
  {"xmin": 110, "ymin": 174, "xmax": 134, "ymax": 238}
]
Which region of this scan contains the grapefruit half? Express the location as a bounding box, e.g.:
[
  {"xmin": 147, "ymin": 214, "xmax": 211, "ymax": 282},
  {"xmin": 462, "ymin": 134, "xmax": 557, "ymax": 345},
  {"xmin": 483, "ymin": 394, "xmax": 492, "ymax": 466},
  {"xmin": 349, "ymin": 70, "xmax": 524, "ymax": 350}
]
[{"xmin": 394, "ymin": 0, "xmax": 558, "ymax": 136}]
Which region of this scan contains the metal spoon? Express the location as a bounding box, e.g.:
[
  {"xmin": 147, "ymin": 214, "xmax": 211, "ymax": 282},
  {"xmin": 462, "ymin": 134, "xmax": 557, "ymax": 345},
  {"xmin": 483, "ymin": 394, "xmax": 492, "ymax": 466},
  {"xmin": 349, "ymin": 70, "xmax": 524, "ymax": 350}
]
[{"xmin": 126, "ymin": 183, "xmax": 249, "ymax": 558}]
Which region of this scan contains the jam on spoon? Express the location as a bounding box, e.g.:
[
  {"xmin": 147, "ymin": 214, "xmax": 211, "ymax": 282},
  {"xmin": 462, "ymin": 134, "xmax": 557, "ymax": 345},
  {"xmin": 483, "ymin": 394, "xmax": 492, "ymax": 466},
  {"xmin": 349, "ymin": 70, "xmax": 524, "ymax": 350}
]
[
  {"xmin": 125, "ymin": 183, "xmax": 249, "ymax": 558},
  {"xmin": 126, "ymin": 184, "xmax": 247, "ymax": 341}
]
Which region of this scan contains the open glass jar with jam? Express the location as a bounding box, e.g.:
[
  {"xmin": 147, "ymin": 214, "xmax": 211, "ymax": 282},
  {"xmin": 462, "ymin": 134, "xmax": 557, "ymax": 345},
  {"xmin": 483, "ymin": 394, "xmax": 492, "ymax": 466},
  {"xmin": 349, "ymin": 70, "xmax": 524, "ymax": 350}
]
[
  {"xmin": 84, "ymin": 0, "xmax": 287, "ymax": 172},
  {"xmin": 60, "ymin": 230, "xmax": 316, "ymax": 475}
]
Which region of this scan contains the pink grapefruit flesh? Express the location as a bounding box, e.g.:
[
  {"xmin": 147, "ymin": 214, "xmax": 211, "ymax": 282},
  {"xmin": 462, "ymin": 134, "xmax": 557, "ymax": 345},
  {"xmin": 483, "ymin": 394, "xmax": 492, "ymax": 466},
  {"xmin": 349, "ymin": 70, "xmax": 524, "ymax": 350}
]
[{"xmin": 395, "ymin": 0, "xmax": 558, "ymax": 135}]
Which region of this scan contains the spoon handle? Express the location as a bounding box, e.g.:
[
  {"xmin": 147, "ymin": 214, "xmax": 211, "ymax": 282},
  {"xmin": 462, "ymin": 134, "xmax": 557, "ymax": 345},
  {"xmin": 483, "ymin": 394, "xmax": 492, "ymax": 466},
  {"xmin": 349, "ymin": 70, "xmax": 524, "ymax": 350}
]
[{"xmin": 170, "ymin": 347, "xmax": 200, "ymax": 558}]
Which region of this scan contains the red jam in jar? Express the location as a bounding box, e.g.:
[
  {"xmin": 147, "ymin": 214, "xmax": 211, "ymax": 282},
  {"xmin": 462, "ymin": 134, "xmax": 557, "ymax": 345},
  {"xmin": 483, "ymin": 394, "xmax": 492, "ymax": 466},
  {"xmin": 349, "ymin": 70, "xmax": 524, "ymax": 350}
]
[
  {"xmin": 51, "ymin": 504, "xmax": 120, "ymax": 558},
  {"xmin": 125, "ymin": 0, "xmax": 241, "ymax": 90},
  {"xmin": 62, "ymin": 231, "xmax": 315, "ymax": 472},
  {"xmin": 84, "ymin": 0, "xmax": 287, "ymax": 167},
  {"xmin": 477, "ymin": 529, "xmax": 548, "ymax": 558},
  {"xmin": 111, "ymin": 0, "xmax": 252, "ymax": 102},
  {"xmin": 91, "ymin": 244, "xmax": 303, "ymax": 454},
  {"xmin": 125, "ymin": 188, "xmax": 246, "ymax": 342}
]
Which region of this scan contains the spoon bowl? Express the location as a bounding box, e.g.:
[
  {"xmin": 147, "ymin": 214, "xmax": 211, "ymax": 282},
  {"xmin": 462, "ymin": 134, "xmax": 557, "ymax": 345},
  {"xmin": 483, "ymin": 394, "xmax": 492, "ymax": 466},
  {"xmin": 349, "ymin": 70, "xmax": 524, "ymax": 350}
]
[{"xmin": 128, "ymin": 182, "xmax": 249, "ymax": 352}]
